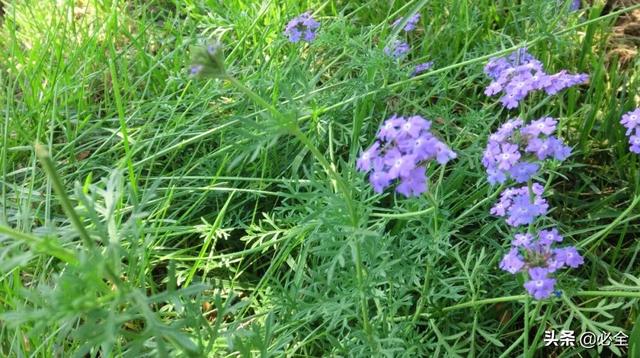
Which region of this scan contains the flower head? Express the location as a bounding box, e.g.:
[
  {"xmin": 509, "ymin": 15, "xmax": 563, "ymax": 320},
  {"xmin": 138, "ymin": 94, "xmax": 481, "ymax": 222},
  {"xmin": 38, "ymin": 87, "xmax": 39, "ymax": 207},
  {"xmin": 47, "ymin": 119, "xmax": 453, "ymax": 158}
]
[
  {"xmin": 500, "ymin": 227, "xmax": 584, "ymax": 300},
  {"xmin": 620, "ymin": 109, "xmax": 640, "ymax": 154},
  {"xmin": 385, "ymin": 40, "xmax": 410, "ymax": 59},
  {"xmin": 284, "ymin": 12, "xmax": 320, "ymax": 43},
  {"xmin": 357, "ymin": 115, "xmax": 455, "ymax": 197},
  {"xmin": 484, "ymin": 49, "xmax": 588, "ymax": 109},
  {"xmin": 392, "ymin": 13, "xmax": 421, "ymax": 32},
  {"xmin": 483, "ymin": 117, "xmax": 570, "ymax": 185},
  {"xmin": 412, "ymin": 61, "xmax": 434, "ymax": 76},
  {"xmin": 524, "ymin": 268, "xmax": 556, "ymax": 300},
  {"xmin": 491, "ymin": 184, "xmax": 548, "ymax": 227},
  {"xmin": 189, "ymin": 40, "xmax": 226, "ymax": 78}
]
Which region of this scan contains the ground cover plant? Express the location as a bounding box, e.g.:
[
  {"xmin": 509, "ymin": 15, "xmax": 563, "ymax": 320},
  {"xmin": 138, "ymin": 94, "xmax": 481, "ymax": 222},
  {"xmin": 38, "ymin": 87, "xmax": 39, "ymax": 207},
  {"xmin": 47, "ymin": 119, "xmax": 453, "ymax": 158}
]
[{"xmin": 1, "ymin": 0, "xmax": 640, "ymax": 356}]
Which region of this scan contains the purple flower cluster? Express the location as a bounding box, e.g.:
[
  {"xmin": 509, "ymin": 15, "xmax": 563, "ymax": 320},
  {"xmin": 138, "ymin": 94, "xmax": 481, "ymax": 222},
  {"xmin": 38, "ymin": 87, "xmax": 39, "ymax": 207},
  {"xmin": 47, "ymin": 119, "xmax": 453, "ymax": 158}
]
[
  {"xmin": 384, "ymin": 40, "xmax": 410, "ymax": 59},
  {"xmin": 620, "ymin": 109, "xmax": 640, "ymax": 154},
  {"xmin": 412, "ymin": 61, "xmax": 434, "ymax": 77},
  {"xmin": 357, "ymin": 115, "xmax": 456, "ymax": 197},
  {"xmin": 570, "ymin": 0, "xmax": 581, "ymax": 11},
  {"xmin": 482, "ymin": 117, "xmax": 572, "ymax": 185},
  {"xmin": 284, "ymin": 12, "xmax": 320, "ymax": 43},
  {"xmin": 392, "ymin": 13, "xmax": 421, "ymax": 32},
  {"xmin": 500, "ymin": 228, "xmax": 584, "ymax": 299},
  {"xmin": 490, "ymin": 183, "xmax": 549, "ymax": 227},
  {"xmin": 484, "ymin": 49, "xmax": 589, "ymax": 109}
]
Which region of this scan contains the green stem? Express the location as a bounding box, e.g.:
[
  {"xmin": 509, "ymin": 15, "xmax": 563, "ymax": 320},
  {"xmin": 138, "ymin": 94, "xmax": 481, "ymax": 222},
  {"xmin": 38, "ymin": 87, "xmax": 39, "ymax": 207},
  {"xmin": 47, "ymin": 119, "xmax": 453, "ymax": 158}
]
[
  {"xmin": 440, "ymin": 290, "xmax": 640, "ymax": 313},
  {"xmin": 523, "ymin": 298, "xmax": 530, "ymax": 357},
  {"xmin": 35, "ymin": 143, "xmax": 95, "ymax": 250}
]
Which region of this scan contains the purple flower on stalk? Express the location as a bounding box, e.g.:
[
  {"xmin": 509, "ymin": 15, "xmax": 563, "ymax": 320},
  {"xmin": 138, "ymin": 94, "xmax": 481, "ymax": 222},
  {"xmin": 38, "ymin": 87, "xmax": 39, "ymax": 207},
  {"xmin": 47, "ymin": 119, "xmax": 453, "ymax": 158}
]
[
  {"xmin": 521, "ymin": 117, "xmax": 557, "ymax": 137},
  {"xmin": 491, "ymin": 184, "xmax": 548, "ymax": 227},
  {"xmin": 524, "ymin": 268, "xmax": 556, "ymax": 300},
  {"xmin": 508, "ymin": 162, "xmax": 540, "ymax": 183},
  {"xmin": 483, "ymin": 117, "xmax": 570, "ymax": 185},
  {"xmin": 554, "ymin": 246, "xmax": 584, "ymax": 268},
  {"xmin": 629, "ymin": 135, "xmax": 640, "ymax": 154},
  {"xmin": 356, "ymin": 142, "xmax": 379, "ymax": 172},
  {"xmin": 620, "ymin": 109, "xmax": 640, "ymax": 154},
  {"xmin": 570, "ymin": 0, "xmax": 581, "ymax": 11},
  {"xmin": 500, "ymin": 227, "xmax": 584, "ymax": 300},
  {"xmin": 396, "ymin": 166, "xmax": 427, "ymax": 197},
  {"xmin": 513, "ymin": 233, "xmax": 534, "ymax": 248},
  {"xmin": 393, "ymin": 13, "xmax": 421, "ymax": 32},
  {"xmin": 190, "ymin": 64, "xmax": 204, "ymax": 75},
  {"xmin": 357, "ymin": 115, "xmax": 455, "ymax": 197},
  {"xmin": 500, "ymin": 248, "xmax": 526, "ymax": 274},
  {"xmin": 538, "ymin": 228, "xmax": 563, "ymax": 246},
  {"xmin": 620, "ymin": 109, "xmax": 640, "ymax": 135},
  {"xmin": 483, "ymin": 49, "xmax": 588, "ymax": 109},
  {"xmin": 385, "ymin": 40, "xmax": 410, "ymax": 59},
  {"xmin": 412, "ymin": 61, "xmax": 433, "ymax": 76},
  {"xmin": 284, "ymin": 12, "xmax": 320, "ymax": 43}
]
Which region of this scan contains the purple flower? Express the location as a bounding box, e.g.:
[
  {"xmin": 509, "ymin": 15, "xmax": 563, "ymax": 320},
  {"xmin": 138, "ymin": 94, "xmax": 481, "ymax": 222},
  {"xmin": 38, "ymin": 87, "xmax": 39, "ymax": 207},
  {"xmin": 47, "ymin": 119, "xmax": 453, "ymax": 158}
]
[
  {"xmin": 491, "ymin": 184, "xmax": 548, "ymax": 227},
  {"xmin": 629, "ymin": 135, "xmax": 640, "ymax": 154},
  {"xmin": 385, "ymin": 40, "xmax": 410, "ymax": 59},
  {"xmin": 500, "ymin": 248, "xmax": 525, "ymax": 274},
  {"xmin": 378, "ymin": 115, "xmax": 403, "ymax": 140},
  {"xmin": 500, "ymin": 227, "xmax": 583, "ymax": 299},
  {"xmin": 513, "ymin": 233, "xmax": 533, "ymax": 248},
  {"xmin": 400, "ymin": 115, "xmax": 430, "ymax": 138},
  {"xmin": 500, "ymin": 93, "xmax": 521, "ymax": 109},
  {"xmin": 434, "ymin": 141, "xmax": 457, "ymax": 164},
  {"xmin": 521, "ymin": 117, "xmax": 557, "ymax": 137},
  {"xmin": 570, "ymin": 0, "xmax": 581, "ymax": 11},
  {"xmin": 524, "ymin": 268, "xmax": 556, "ymax": 300},
  {"xmin": 538, "ymin": 228, "xmax": 563, "ymax": 246},
  {"xmin": 483, "ymin": 49, "xmax": 588, "ymax": 109},
  {"xmin": 412, "ymin": 61, "xmax": 433, "ymax": 76},
  {"xmin": 483, "ymin": 117, "xmax": 569, "ymax": 184},
  {"xmin": 507, "ymin": 195, "xmax": 547, "ymax": 226},
  {"xmin": 393, "ymin": 13, "xmax": 421, "ymax": 32},
  {"xmin": 190, "ymin": 64, "xmax": 204, "ymax": 75},
  {"xmin": 550, "ymin": 137, "xmax": 573, "ymax": 161},
  {"xmin": 620, "ymin": 109, "xmax": 640, "ymax": 135},
  {"xmin": 284, "ymin": 12, "xmax": 320, "ymax": 43},
  {"xmin": 370, "ymin": 170, "xmax": 392, "ymax": 193},
  {"xmin": 496, "ymin": 143, "xmax": 521, "ymax": 170},
  {"xmin": 543, "ymin": 71, "xmax": 589, "ymax": 95},
  {"xmin": 508, "ymin": 162, "xmax": 540, "ymax": 183},
  {"xmin": 620, "ymin": 109, "xmax": 640, "ymax": 154},
  {"xmin": 554, "ymin": 246, "xmax": 584, "ymax": 268},
  {"xmin": 356, "ymin": 142, "xmax": 380, "ymax": 172},
  {"xmin": 357, "ymin": 115, "xmax": 455, "ymax": 197},
  {"xmin": 384, "ymin": 149, "xmax": 417, "ymax": 179},
  {"xmin": 396, "ymin": 166, "xmax": 427, "ymax": 197}
]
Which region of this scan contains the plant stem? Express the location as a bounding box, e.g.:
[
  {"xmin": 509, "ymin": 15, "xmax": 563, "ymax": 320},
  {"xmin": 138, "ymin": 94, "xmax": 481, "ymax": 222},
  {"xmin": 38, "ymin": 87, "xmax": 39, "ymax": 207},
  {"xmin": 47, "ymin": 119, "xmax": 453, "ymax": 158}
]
[{"xmin": 35, "ymin": 143, "xmax": 95, "ymax": 250}]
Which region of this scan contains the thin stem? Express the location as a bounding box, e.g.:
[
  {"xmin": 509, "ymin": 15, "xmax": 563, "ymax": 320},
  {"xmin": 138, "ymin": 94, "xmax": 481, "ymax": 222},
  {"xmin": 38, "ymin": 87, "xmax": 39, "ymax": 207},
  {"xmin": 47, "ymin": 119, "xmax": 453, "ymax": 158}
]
[
  {"xmin": 523, "ymin": 298, "xmax": 530, "ymax": 357},
  {"xmin": 35, "ymin": 143, "xmax": 95, "ymax": 250}
]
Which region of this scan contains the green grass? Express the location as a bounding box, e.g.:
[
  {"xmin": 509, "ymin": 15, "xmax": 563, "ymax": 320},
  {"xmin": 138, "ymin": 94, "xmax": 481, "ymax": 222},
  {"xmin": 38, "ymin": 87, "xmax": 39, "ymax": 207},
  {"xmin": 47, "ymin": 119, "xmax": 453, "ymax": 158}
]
[{"xmin": 1, "ymin": 0, "xmax": 639, "ymax": 356}]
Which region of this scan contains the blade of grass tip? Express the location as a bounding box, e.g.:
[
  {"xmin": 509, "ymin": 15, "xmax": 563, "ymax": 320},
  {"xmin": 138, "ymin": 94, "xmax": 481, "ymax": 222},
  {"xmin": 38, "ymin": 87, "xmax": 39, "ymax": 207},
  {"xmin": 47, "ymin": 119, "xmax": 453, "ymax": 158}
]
[
  {"xmin": 34, "ymin": 143, "xmax": 95, "ymax": 250},
  {"xmin": 0, "ymin": 225, "xmax": 78, "ymax": 265}
]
